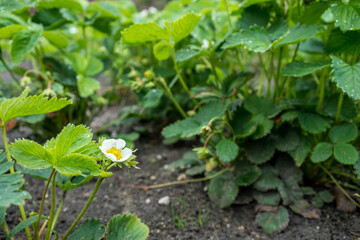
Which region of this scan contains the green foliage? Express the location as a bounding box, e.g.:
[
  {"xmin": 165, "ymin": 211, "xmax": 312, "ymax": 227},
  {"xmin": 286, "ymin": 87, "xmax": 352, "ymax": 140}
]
[
  {"xmin": 106, "ymin": 214, "xmax": 149, "ymax": 240},
  {"xmin": 123, "ymin": 22, "xmax": 169, "ymax": 44},
  {"xmin": 331, "ymin": 56, "xmax": 360, "ymax": 100},
  {"xmin": 215, "ymin": 139, "xmax": 238, "ymax": 162},
  {"xmin": 153, "ymin": 41, "xmax": 171, "ymax": 60},
  {"xmin": 297, "ymin": 112, "xmax": 332, "ymax": 134},
  {"xmin": 311, "ymin": 142, "xmax": 333, "ymax": 163},
  {"xmin": 208, "ymin": 172, "xmax": 238, "ymax": 208},
  {"xmin": 165, "ymin": 12, "xmax": 201, "ymax": 43},
  {"xmin": 330, "ymin": 1, "xmax": 360, "ymax": 31},
  {"xmin": 68, "ymin": 218, "xmax": 105, "ymax": 240},
  {"xmin": 244, "ymin": 137, "xmax": 275, "ymax": 164},
  {"xmin": 0, "ymin": 88, "xmax": 71, "ymax": 125},
  {"xmin": 244, "ymin": 95, "xmax": 280, "ymax": 118},
  {"xmin": 10, "ymin": 124, "xmax": 101, "ymax": 176},
  {"xmin": 282, "ymin": 61, "xmax": 331, "ymax": 77},
  {"xmin": 329, "ymin": 123, "xmax": 358, "ymax": 143},
  {"xmin": 334, "ymin": 142, "xmax": 358, "ymax": 165},
  {"xmin": 0, "ymin": 152, "xmax": 31, "ymax": 208},
  {"xmin": 274, "ymin": 24, "xmax": 322, "ymax": 47},
  {"xmin": 255, "ymin": 206, "xmax": 289, "ymax": 234},
  {"xmin": 6, "ymin": 215, "xmax": 48, "ymax": 240},
  {"xmin": 233, "ymin": 160, "xmax": 261, "ymax": 186}
]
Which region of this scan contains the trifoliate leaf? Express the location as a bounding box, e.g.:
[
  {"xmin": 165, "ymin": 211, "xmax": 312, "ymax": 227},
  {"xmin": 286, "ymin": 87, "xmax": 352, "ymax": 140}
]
[
  {"xmin": 215, "ymin": 139, "xmax": 239, "ymax": 163},
  {"xmin": 77, "ymin": 76, "xmax": 100, "ymax": 97},
  {"xmin": 0, "ymin": 152, "xmax": 31, "ymax": 208},
  {"xmin": 107, "ymin": 214, "xmax": 149, "ymax": 240},
  {"xmin": 165, "ymin": 12, "xmax": 201, "ymax": 43},
  {"xmin": 245, "ymin": 137, "xmax": 275, "ymax": 164},
  {"xmin": 334, "ymin": 142, "xmax": 358, "ymax": 165},
  {"xmin": 297, "ymin": 111, "xmax": 332, "ymax": 134},
  {"xmin": 68, "ymin": 218, "xmax": 105, "ymax": 240},
  {"xmin": 255, "ymin": 206, "xmax": 289, "ymax": 234},
  {"xmin": 122, "ymin": 22, "xmax": 168, "ymax": 44},
  {"xmin": 222, "ymin": 26, "xmax": 272, "ymax": 52},
  {"xmin": 208, "ymin": 172, "xmax": 238, "ymax": 208},
  {"xmin": 153, "ymin": 41, "xmax": 171, "ymax": 61},
  {"xmin": 331, "ymin": 56, "xmax": 360, "ymax": 100},
  {"xmin": 233, "ymin": 160, "xmax": 261, "ymax": 186},
  {"xmin": 282, "ymin": 60, "xmax": 331, "ymax": 77},
  {"xmin": 329, "ymin": 123, "xmax": 358, "ymax": 143},
  {"xmin": 330, "ymin": 1, "xmax": 360, "ymax": 31},
  {"xmin": 56, "ymin": 154, "xmax": 101, "ymax": 176},
  {"xmin": 311, "ymin": 142, "xmax": 333, "ymax": 163},
  {"xmin": 274, "ymin": 24, "xmax": 322, "ymax": 47},
  {"xmin": 0, "ymin": 89, "xmax": 71, "ymax": 125}
]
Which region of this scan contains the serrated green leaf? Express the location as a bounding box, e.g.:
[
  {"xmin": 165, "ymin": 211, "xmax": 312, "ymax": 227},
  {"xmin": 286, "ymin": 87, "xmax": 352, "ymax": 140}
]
[
  {"xmin": 68, "ymin": 218, "xmax": 105, "ymax": 240},
  {"xmin": 331, "ymin": 56, "xmax": 360, "ymax": 100},
  {"xmin": 275, "ymin": 156, "xmax": 303, "ymax": 183},
  {"xmin": 85, "ymin": 57, "xmax": 103, "ymax": 76},
  {"xmin": 194, "ymin": 100, "xmax": 229, "ymax": 124},
  {"xmin": 153, "ymin": 41, "xmax": 171, "ymax": 61},
  {"xmin": 312, "ymin": 194, "xmax": 324, "ymax": 208},
  {"xmin": 301, "ymin": 187, "xmax": 316, "ymax": 196},
  {"xmin": 325, "ymin": 29, "xmax": 360, "ymax": 55},
  {"xmin": 274, "ymin": 126, "xmax": 300, "ymax": 152},
  {"xmin": 106, "ymin": 214, "xmax": 149, "ymax": 240},
  {"xmin": 175, "ymin": 49, "xmax": 200, "ymax": 62},
  {"xmin": 256, "ymin": 206, "xmax": 289, "ymax": 234},
  {"xmin": 244, "ymin": 95, "xmax": 281, "ymax": 118},
  {"xmin": 56, "ymin": 154, "xmax": 101, "ymax": 176},
  {"xmin": 267, "ymin": 20, "xmax": 288, "ymax": 41},
  {"xmin": 311, "ymin": 142, "xmax": 333, "ymax": 163},
  {"xmin": 253, "ymin": 191, "xmax": 281, "ymax": 206},
  {"xmin": 162, "ymin": 118, "xmax": 201, "ymax": 139},
  {"xmin": 10, "ymin": 28, "xmax": 43, "ymax": 65},
  {"xmin": 222, "ymin": 26, "xmax": 272, "ymax": 52},
  {"xmin": 254, "ymin": 172, "xmax": 282, "ymax": 192},
  {"xmin": 297, "ymin": 111, "xmax": 332, "ymax": 134},
  {"xmin": 330, "ymin": 123, "xmax": 358, "ymax": 143},
  {"xmin": 208, "ymin": 172, "xmax": 238, "ymax": 208},
  {"xmin": 240, "ymin": 0, "xmax": 272, "ymax": 8},
  {"xmin": 233, "ymin": 160, "xmax": 261, "ymax": 186},
  {"xmin": 318, "ymin": 190, "xmax": 334, "ymax": 203},
  {"xmin": 301, "ymin": 2, "xmax": 329, "ymax": 25},
  {"xmin": 0, "ymin": 88, "xmax": 71, "ymax": 125},
  {"xmin": 122, "ymin": 22, "xmax": 168, "ymax": 44},
  {"xmin": 77, "ymin": 76, "xmax": 100, "ymax": 97},
  {"xmin": 216, "ymin": 139, "xmax": 239, "ymax": 162},
  {"xmin": 250, "ymin": 114, "xmax": 274, "ymax": 139},
  {"xmin": 334, "ymin": 142, "xmax": 358, "ymax": 165},
  {"xmin": 330, "ymin": 1, "xmax": 360, "ymax": 31},
  {"xmin": 38, "ymin": 0, "xmax": 83, "ymax": 12},
  {"xmin": 165, "ymin": 12, "xmax": 200, "ymax": 43},
  {"xmin": 10, "ymin": 139, "xmax": 53, "ymax": 169},
  {"xmin": 186, "ymin": 164, "xmax": 206, "ymax": 176},
  {"xmin": 143, "ymin": 89, "xmax": 163, "ymax": 108},
  {"xmin": 221, "ymin": 72, "xmax": 254, "ymax": 96},
  {"xmin": 282, "ymin": 60, "xmax": 331, "ymax": 77},
  {"xmin": 0, "ymin": 152, "xmax": 31, "ymax": 208},
  {"xmin": 237, "ymin": 5, "xmax": 270, "ymax": 29},
  {"xmin": 323, "ymin": 94, "xmax": 357, "ymax": 121},
  {"xmin": 289, "ymin": 135, "xmax": 312, "ymax": 166},
  {"xmin": 0, "ymin": 24, "xmax": 26, "ymax": 39},
  {"xmin": 245, "ymin": 137, "xmax": 275, "ymax": 164},
  {"xmin": 274, "ymin": 24, "xmax": 322, "ymax": 47},
  {"xmin": 230, "ymin": 107, "xmax": 253, "ymax": 137},
  {"xmin": 6, "ymin": 215, "xmax": 48, "ymax": 240},
  {"xmin": 42, "ymin": 30, "xmax": 68, "ymax": 49}
]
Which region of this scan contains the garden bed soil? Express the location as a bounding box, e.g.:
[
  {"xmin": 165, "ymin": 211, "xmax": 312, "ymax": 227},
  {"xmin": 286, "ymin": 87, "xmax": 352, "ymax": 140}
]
[{"xmin": 2, "ymin": 135, "xmax": 360, "ymax": 240}]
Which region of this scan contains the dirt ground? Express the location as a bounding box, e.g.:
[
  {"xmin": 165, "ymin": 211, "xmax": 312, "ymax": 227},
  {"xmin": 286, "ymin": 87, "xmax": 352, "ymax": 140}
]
[{"xmin": 2, "ymin": 135, "xmax": 360, "ymax": 240}]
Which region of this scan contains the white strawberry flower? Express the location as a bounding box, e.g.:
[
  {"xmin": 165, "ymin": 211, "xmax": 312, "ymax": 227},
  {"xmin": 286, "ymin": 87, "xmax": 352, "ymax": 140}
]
[{"xmin": 99, "ymin": 139, "xmax": 133, "ymax": 162}]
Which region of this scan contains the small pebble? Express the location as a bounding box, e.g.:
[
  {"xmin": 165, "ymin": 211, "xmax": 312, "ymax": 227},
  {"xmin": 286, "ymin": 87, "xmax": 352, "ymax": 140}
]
[
  {"xmin": 156, "ymin": 154, "xmax": 163, "ymax": 160},
  {"xmin": 158, "ymin": 196, "xmax": 170, "ymax": 205},
  {"xmin": 150, "ymin": 175, "xmax": 156, "ymax": 180},
  {"xmin": 238, "ymin": 226, "xmax": 244, "ymax": 232},
  {"xmin": 177, "ymin": 173, "xmax": 187, "ymax": 181},
  {"xmin": 63, "ymin": 207, "xmax": 68, "ymax": 212},
  {"xmin": 145, "ymin": 198, "xmax": 151, "ymax": 204},
  {"xmin": 226, "ymin": 223, "xmax": 230, "ymax": 228},
  {"xmin": 316, "ymin": 226, "xmax": 320, "ymax": 230}
]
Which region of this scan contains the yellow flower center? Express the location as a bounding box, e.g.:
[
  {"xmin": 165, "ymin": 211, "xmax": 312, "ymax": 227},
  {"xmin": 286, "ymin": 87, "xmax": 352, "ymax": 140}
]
[{"xmin": 107, "ymin": 147, "xmax": 122, "ymax": 160}]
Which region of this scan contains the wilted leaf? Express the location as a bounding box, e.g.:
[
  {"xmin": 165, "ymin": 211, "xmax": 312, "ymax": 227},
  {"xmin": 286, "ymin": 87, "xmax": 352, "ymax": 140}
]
[
  {"xmin": 208, "ymin": 172, "xmax": 238, "ymax": 208},
  {"xmin": 255, "ymin": 206, "xmax": 289, "ymax": 234}
]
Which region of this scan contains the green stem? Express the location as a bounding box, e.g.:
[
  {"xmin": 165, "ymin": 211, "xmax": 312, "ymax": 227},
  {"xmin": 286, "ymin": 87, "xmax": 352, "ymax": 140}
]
[
  {"xmin": 170, "ymin": 47, "xmax": 199, "ymax": 107},
  {"xmin": 34, "ymin": 168, "xmax": 56, "ymax": 240},
  {"xmin": 1, "ymin": 221, "xmax": 15, "ymax": 240},
  {"xmin": 224, "ymin": 0, "xmax": 232, "ymax": 27},
  {"xmin": 1, "ymin": 126, "xmax": 32, "ymax": 240},
  {"xmin": 331, "ymin": 169, "xmax": 360, "ymax": 182},
  {"xmin": 268, "ymin": 51, "xmax": 275, "ymax": 98},
  {"xmin": 0, "ymin": 56, "xmax": 21, "ymax": 86},
  {"xmin": 159, "ymin": 78, "xmax": 188, "ymax": 118},
  {"xmin": 52, "ymin": 191, "xmax": 67, "ymax": 230},
  {"xmin": 316, "ymin": 70, "xmax": 327, "ymax": 112},
  {"xmin": 275, "ymin": 47, "xmax": 283, "ymax": 100},
  {"xmin": 44, "ymin": 171, "xmax": 57, "ymax": 240},
  {"xmin": 335, "ymin": 91, "xmax": 344, "ymax": 123},
  {"xmin": 61, "ymin": 177, "xmax": 104, "ymax": 240},
  {"xmin": 320, "ymin": 164, "xmax": 360, "ymax": 208}
]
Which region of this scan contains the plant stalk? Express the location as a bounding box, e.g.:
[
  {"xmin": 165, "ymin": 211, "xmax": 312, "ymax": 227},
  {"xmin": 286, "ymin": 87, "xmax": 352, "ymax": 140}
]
[
  {"xmin": 51, "ymin": 190, "xmax": 67, "ymax": 230},
  {"xmin": 1, "ymin": 126, "xmax": 32, "ymax": 240},
  {"xmin": 34, "ymin": 168, "xmax": 56, "ymax": 240},
  {"xmin": 335, "ymin": 91, "xmax": 344, "ymax": 123},
  {"xmin": 61, "ymin": 177, "xmax": 104, "ymax": 240},
  {"xmin": 44, "ymin": 171, "xmax": 57, "ymax": 240}
]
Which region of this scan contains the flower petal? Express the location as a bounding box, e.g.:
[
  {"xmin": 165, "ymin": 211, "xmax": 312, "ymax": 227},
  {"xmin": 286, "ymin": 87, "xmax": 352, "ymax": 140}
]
[
  {"xmin": 120, "ymin": 148, "xmax": 133, "ymax": 162},
  {"xmin": 115, "ymin": 139, "xmax": 126, "ymax": 150},
  {"xmin": 104, "ymin": 152, "xmax": 118, "ymax": 162},
  {"xmin": 101, "ymin": 139, "xmax": 117, "ymax": 151}
]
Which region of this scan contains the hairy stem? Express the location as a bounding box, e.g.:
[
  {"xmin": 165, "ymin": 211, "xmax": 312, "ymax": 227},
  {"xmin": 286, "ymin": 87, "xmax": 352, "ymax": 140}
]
[
  {"xmin": 51, "ymin": 191, "xmax": 67, "ymax": 230},
  {"xmin": 335, "ymin": 91, "xmax": 344, "ymax": 123},
  {"xmin": 34, "ymin": 169, "xmax": 56, "ymax": 240},
  {"xmin": 44, "ymin": 171, "xmax": 57, "ymax": 240},
  {"xmin": 61, "ymin": 177, "xmax": 104, "ymax": 240}
]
